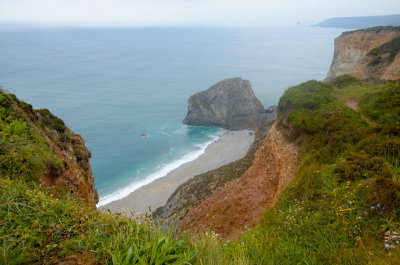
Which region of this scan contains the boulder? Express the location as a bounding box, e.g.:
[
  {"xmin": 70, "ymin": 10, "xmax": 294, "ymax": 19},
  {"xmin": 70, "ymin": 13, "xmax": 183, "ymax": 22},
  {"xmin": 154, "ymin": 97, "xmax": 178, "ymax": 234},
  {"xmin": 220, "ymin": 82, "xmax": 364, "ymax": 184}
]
[{"xmin": 183, "ymin": 77, "xmax": 275, "ymax": 130}]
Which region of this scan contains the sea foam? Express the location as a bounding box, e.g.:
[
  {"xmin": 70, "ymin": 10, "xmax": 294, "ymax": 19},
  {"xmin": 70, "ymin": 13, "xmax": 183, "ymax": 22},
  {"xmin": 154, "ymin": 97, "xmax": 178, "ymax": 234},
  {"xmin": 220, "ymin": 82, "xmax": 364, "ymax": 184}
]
[{"xmin": 96, "ymin": 132, "xmax": 221, "ymax": 208}]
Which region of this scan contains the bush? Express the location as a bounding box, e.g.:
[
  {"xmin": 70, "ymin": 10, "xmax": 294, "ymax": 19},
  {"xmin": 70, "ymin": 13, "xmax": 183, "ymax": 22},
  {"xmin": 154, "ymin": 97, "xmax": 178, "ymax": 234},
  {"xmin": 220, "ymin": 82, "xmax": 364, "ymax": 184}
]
[
  {"xmin": 360, "ymin": 82, "xmax": 400, "ymax": 126},
  {"xmin": 331, "ymin": 74, "xmax": 361, "ymax": 88},
  {"xmin": 365, "ymin": 176, "xmax": 400, "ymax": 214},
  {"xmin": 336, "ymin": 151, "xmax": 389, "ymax": 181},
  {"xmin": 36, "ymin": 108, "xmax": 66, "ymax": 133},
  {"xmin": 357, "ymin": 134, "xmax": 400, "ymax": 164}
]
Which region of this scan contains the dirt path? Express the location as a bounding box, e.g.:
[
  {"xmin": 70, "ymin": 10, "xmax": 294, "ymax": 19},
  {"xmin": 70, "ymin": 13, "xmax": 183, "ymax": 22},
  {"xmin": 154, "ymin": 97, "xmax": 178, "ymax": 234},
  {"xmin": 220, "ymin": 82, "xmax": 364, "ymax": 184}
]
[
  {"xmin": 344, "ymin": 98, "xmax": 360, "ymax": 111},
  {"xmin": 344, "ymin": 97, "xmax": 375, "ymax": 125}
]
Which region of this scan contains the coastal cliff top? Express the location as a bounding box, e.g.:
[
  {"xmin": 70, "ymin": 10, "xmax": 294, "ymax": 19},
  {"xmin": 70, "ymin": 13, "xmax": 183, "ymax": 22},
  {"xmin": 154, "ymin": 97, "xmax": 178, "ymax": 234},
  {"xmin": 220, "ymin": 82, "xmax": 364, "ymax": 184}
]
[
  {"xmin": 0, "ymin": 88, "xmax": 98, "ymax": 205},
  {"xmin": 325, "ymin": 27, "xmax": 400, "ymax": 82}
]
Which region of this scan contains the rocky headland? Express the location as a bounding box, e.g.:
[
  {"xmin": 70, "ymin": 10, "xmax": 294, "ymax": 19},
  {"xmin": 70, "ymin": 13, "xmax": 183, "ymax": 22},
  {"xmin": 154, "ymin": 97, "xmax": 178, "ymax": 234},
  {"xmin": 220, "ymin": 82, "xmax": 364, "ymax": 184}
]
[
  {"xmin": 316, "ymin": 14, "xmax": 400, "ymax": 29},
  {"xmin": 183, "ymin": 77, "xmax": 276, "ymax": 130},
  {"xmin": 325, "ymin": 26, "xmax": 400, "ymax": 82}
]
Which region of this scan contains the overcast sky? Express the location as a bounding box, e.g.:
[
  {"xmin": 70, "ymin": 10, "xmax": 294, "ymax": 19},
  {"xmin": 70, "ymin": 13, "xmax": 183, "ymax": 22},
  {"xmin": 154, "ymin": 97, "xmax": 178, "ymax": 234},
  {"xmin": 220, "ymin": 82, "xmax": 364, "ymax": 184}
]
[{"xmin": 0, "ymin": 0, "xmax": 399, "ymax": 26}]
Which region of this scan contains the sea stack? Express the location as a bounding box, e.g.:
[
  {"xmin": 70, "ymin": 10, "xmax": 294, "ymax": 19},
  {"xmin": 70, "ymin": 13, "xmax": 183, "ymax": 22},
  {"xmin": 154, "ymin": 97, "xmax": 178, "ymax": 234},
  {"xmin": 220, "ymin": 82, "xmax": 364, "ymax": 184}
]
[{"xmin": 183, "ymin": 77, "xmax": 275, "ymax": 130}]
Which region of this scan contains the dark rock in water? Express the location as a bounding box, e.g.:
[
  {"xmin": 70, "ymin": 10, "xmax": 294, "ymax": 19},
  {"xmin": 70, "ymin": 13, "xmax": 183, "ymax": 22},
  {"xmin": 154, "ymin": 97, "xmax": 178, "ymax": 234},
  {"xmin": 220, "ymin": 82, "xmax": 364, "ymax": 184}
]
[
  {"xmin": 183, "ymin": 77, "xmax": 276, "ymax": 130},
  {"xmin": 265, "ymin": 105, "xmax": 278, "ymax": 113}
]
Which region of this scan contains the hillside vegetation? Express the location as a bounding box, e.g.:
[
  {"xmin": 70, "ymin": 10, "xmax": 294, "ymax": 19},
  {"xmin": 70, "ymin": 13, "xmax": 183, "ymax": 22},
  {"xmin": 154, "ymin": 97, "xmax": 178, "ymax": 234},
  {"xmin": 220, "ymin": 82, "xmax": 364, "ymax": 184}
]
[{"xmin": 1, "ymin": 76, "xmax": 400, "ymax": 264}]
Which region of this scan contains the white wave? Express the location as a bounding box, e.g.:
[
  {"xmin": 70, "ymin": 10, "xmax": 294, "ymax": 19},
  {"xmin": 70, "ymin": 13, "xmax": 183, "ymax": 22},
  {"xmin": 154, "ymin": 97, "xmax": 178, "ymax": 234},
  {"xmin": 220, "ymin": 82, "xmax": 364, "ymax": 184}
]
[
  {"xmin": 96, "ymin": 133, "xmax": 221, "ymax": 208},
  {"xmin": 173, "ymin": 125, "xmax": 187, "ymax": 135}
]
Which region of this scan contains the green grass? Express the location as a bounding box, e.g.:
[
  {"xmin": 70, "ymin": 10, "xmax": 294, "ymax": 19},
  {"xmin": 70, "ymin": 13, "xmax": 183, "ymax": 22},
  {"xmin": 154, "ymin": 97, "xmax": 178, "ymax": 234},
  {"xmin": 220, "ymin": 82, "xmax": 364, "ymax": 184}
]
[
  {"xmin": 1, "ymin": 78, "xmax": 400, "ymax": 264},
  {"xmin": 189, "ymin": 77, "xmax": 400, "ymax": 264},
  {"xmin": 368, "ymin": 36, "xmax": 400, "ymax": 63},
  {"xmin": 0, "ymin": 90, "xmax": 63, "ymax": 180},
  {"xmin": 0, "ymin": 178, "xmax": 193, "ymax": 264}
]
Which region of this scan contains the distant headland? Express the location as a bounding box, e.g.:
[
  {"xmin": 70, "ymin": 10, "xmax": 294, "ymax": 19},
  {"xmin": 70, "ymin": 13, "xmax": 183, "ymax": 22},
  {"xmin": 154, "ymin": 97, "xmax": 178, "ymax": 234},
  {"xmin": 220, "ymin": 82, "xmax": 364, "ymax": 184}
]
[{"xmin": 316, "ymin": 14, "xmax": 400, "ymax": 29}]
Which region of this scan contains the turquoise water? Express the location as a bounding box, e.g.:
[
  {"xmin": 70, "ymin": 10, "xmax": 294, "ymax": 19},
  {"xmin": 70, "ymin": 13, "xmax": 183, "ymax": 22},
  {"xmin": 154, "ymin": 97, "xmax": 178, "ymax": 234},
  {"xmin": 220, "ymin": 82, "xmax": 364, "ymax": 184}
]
[{"xmin": 0, "ymin": 25, "xmax": 344, "ymax": 205}]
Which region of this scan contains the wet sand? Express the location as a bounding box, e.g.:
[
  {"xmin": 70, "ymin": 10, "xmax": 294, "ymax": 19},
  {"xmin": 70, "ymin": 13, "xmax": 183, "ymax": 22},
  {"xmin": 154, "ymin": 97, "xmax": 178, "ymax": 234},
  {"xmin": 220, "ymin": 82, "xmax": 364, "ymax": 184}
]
[{"xmin": 100, "ymin": 130, "xmax": 254, "ymax": 214}]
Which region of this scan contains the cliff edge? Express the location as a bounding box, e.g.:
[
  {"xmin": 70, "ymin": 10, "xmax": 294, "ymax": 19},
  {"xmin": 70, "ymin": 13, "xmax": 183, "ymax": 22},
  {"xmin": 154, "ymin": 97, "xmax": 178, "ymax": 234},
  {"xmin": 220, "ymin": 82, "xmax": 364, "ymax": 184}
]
[
  {"xmin": 0, "ymin": 89, "xmax": 98, "ymax": 205},
  {"xmin": 183, "ymin": 77, "xmax": 276, "ymax": 130},
  {"xmin": 180, "ymin": 124, "xmax": 298, "ymax": 239},
  {"xmin": 325, "ymin": 27, "xmax": 400, "ymax": 82}
]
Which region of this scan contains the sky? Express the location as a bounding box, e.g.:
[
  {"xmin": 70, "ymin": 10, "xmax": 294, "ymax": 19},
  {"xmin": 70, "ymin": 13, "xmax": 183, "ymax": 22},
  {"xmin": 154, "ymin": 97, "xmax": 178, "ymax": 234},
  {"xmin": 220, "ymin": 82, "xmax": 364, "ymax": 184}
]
[{"xmin": 0, "ymin": 0, "xmax": 399, "ymax": 27}]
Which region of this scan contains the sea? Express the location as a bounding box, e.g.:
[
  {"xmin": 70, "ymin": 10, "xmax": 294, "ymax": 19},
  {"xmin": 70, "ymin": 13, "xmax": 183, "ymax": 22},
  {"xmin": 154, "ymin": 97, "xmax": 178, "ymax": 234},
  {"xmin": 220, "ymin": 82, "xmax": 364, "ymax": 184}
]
[{"xmin": 0, "ymin": 25, "xmax": 344, "ymax": 206}]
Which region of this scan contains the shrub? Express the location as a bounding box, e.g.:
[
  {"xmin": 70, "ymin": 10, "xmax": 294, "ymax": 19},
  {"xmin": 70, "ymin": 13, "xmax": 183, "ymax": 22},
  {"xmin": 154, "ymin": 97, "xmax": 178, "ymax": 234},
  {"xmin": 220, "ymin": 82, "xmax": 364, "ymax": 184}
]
[
  {"xmin": 331, "ymin": 74, "xmax": 361, "ymax": 88},
  {"xmin": 360, "ymin": 82, "xmax": 400, "ymax": 126},
  {"xmin": 36, "ymin": 108, "xmax": 66, "ymax": 133},
  {"xmin": 365, "ymin": 176, "xmax": 400, "ymax": 214},
  {"xmin": 336, "ymin": 151, "xmax": 389, "ymax": 181},
  {"xmin": 357, "ymin": 134, "xmax": 400, "ymax": 164}
]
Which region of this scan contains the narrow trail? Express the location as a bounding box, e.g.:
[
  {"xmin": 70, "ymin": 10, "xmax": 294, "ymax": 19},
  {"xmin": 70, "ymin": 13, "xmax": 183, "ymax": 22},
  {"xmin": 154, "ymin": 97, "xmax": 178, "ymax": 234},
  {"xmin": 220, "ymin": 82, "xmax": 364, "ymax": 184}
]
[{"xmin": 344, "ymin": 97, "xmax": 376, "ymax": 126}]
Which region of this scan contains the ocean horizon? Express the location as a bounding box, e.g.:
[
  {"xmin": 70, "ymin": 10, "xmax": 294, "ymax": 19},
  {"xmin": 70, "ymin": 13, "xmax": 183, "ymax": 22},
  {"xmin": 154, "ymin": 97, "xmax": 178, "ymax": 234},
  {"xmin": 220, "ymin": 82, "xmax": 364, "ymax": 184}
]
[{"xmin": 0, "ymin": 25, "xmax": 344, "ymax": 206}]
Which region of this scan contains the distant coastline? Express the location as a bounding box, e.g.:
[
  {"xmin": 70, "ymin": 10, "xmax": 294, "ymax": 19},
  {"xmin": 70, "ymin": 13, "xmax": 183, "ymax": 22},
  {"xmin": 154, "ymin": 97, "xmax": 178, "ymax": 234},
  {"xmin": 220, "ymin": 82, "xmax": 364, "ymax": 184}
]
[{"xmin": 315, "ymin": 14, "xmax": 400, "ymax": 29}]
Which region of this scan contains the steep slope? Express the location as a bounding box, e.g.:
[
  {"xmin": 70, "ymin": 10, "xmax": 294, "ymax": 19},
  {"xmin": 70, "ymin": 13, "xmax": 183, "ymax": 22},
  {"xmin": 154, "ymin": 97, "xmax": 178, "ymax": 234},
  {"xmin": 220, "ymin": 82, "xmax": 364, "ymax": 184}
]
[
  {"xmin": 325, "ymin": 27, "xmax": 400, "ymax": 81},
  {"xmin": 153, "ymin": 122, "xmax": 273, "ymax": 227},
  {"xmin": 180, "ymin": 124, "xmax": 298, "ymax": 239},
  {"xmin": 0, "ymin": 89, "xmax": 98, "ymax": 205}
]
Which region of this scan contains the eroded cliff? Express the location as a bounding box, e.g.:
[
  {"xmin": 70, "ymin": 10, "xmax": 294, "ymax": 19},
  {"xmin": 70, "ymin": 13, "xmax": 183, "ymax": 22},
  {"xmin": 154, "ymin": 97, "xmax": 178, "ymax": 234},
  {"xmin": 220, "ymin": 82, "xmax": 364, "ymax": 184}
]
[
  {"xmin": 325, "ymin": 27, "xmax": 400, "ymax": 81},
  {"xmin": 180, "ymin": 124, "xmax": 298, "ymax": 239},
  {"xmin": 0, "ymin": 90, "xmax": 98, "ymax": 205},
  {"xmin": 152, "ymin": 122, "xmax": 273, "ymax": 227}
]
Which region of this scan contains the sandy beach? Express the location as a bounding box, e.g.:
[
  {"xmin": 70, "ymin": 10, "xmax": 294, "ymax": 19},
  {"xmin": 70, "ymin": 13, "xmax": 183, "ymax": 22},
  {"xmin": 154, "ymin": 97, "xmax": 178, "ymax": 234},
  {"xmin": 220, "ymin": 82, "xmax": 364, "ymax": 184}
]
[{"xmin": 100, "ymin": 129, "xmax": 254, "ymax": 214}]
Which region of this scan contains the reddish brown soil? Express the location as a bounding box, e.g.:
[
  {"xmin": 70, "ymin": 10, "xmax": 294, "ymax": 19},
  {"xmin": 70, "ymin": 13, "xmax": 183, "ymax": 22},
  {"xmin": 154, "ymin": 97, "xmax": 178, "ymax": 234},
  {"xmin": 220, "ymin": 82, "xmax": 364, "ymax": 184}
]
[
  {"xmin": 27, "ymin": 115, "xmax": 98, "ymax": 205},
  {"xmin": 180, "ymin": 124, "xmax": 298, "ymax": 239}
]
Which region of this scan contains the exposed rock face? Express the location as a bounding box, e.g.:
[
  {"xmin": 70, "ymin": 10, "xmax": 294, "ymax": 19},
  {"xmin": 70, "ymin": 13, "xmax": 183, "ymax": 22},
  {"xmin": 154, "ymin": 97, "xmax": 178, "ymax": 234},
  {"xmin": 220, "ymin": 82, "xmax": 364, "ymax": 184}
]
[
  {"xmin": 325, "ymin": 27, "xmax": 400, "ymax": 82},
  {"xmin": 180, "ymin": 124, "xmax": 298, "ymax": 239},
  {"xmin": 33, "ymin": 112, "xmax": 99, "ymax": 206},
  {"xmin": 183, "ymin": 77, "xmax": 275, "ymax": 130},
  {"xmin": 40, "ymin": 128, "xmax": 99, "ymax": 206},
  {"xmin": 1, "ymin": 91, "xmax": 99, "ymax": 206}
]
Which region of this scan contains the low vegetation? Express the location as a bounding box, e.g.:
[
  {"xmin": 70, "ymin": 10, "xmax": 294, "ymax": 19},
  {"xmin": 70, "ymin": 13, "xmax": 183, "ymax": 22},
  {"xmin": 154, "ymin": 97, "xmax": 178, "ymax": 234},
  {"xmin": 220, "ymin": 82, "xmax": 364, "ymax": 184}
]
[
  {"xmin": 0, "ymin": 90, "xmax": 63, "ymax": 181},
  {"xmin": 368, "ymin": 35, "xmax": 400, "ymax": 65},
  {"xmin": 1, "ymin": 76, "xmax": 400, "ymax": 264}
]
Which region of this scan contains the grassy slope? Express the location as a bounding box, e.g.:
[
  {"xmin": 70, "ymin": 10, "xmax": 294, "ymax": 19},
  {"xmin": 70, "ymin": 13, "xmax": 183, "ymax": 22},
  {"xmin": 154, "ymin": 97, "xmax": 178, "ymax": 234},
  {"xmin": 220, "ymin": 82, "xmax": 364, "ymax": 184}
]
[
  {"xmin": 2, "ymin": 77, "xmax": 400, "ymax": 264},
  {"xmin": 191, "ymin": 76, "xmax": 400, "ymax": 264},
  {"xmin": 0, "ymin": 90, "xmax": 193, "ymax": 264}
]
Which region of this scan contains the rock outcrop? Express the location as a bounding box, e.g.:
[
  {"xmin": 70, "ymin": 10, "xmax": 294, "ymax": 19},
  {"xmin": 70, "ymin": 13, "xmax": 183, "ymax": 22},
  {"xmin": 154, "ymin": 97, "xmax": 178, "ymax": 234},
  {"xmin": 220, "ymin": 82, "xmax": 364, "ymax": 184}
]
[
  {"xmin": 325, "ymin": 27, "xmax": 400, "ymax": 82},
  {"xmin": 183, "ymin": 77, "xmax": 275, "ymax": 130},
  {"xmin": 34, "ymin": 110, "xmax": 99, "ymax": 206}
]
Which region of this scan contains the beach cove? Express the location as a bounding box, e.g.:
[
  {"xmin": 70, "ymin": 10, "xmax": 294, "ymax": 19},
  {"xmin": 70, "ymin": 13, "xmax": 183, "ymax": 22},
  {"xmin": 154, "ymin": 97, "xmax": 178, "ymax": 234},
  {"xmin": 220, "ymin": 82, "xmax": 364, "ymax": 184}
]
[{"xmin": 100, "ymin": 130, "xmax": 254, "ymax": 214}]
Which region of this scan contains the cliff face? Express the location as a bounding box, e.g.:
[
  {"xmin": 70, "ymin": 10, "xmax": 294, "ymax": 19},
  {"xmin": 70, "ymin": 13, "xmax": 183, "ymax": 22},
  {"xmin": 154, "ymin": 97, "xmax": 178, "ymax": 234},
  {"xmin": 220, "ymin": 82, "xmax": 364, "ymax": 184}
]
[
  {"xmin": 183, "ymin": 77, "xmax": 276, "ymax": 130},
  {"xmin": 325, "ymin": 27, "xmax": 400, "ymax": 82},
  {"xmin": 0, "ymin": 90, "xmax": 98, "ymax": 205},
  {"xmin": 32, "ymin": 110, "xmax": 99, "ymax": 206},
  {"xmin": 180, "ymin": 124, "xmax": 298, "ymax": 239},
  {"xmin": 152, "ymin": 122, "xmax": 273, "ymax": 227}
]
